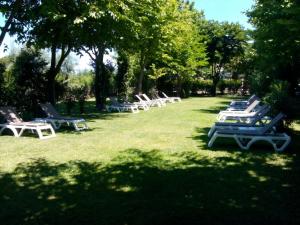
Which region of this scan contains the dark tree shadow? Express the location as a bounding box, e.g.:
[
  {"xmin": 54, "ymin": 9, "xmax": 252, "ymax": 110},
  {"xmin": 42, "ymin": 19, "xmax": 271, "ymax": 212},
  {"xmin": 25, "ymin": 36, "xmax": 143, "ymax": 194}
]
[{"xmin": 0, "ymin": 149, "xmax": 299, "ymax": 225}]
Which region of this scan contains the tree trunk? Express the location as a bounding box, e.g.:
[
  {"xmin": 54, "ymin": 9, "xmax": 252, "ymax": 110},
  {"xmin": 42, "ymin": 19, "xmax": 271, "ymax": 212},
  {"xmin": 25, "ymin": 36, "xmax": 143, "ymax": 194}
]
[
  {"xmin": 46, "ymin": 45, "xmax": 71, "ymax": 104},
  {"xmin": 211, "ymin": 64, "xmax": 220, "ymax": 97},
  {"xmin": 47, "ymin": 72, "xmax": 56, "ymax": 104},
  {"xmin": 94, "ymin": 47, "xmax": 106, "ymax": 110},
  {"xmin": 137, "ymin": 52, "xmax": 145, "ymax": 94}
]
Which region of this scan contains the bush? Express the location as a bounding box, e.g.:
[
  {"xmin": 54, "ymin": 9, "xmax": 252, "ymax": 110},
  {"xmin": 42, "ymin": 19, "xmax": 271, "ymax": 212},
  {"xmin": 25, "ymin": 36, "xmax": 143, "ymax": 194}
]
[
  {"xmin": 226, "ymin": 80, "xmax": 242, "ymax": 94},
  {"xmin": 2, "ymin": 48, "xmax": 48, "ymax": 119},
  {"xmin": 217, "ymin": 79, "xmax": 226, "ymax": 94},
  {"xmin": 192, "ymin": 79, "xmax": 213, "ymax": 95},
  {"xmin": 63, "ymin": 74, "xmax": 92, "ymax": 114},
  {"xmin": 263, "ymin": 80, "xmax": 294, "ymax": 126}
]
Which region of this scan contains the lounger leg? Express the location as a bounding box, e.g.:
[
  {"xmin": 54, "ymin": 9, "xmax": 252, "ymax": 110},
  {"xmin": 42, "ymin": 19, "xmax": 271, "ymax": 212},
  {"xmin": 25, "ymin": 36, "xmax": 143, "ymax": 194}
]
[
  {"xmin": 36, "ymin": 127, "xmax": 56, "ymax": 139},
  {"xmin": 18, "ymin": 127, "xmax": 26, "ymax": 137},
  {"xmin": 208, "ymin": 125, "xmax": 216, "ymax": 138},
  {"xmin": 234, "ymin": 136, "xmax": 252, "ymax": 150},
  {"xmin": 1, "ymin": 126, "xmax": 20, "ymax": 137},
  {"xmin": 208, "ymin": 133, "xmax": 218, "ymax": 147},
  {"xmin": 272, "ymin": 135, "xmax": 291, "ymax": 152}
]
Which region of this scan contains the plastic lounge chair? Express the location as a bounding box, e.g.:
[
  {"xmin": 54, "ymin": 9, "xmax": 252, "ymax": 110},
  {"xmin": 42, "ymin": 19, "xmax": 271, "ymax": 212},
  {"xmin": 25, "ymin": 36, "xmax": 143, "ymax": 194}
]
[
  {"xmin": 36, "ymin": 103, "xmax": 88, "ymax": 131},
  {"xmin": 0, "ymin": 107, "xmax": 55, "ymax": 139},
  {"xmin": 135, "ymin": 94, "xmax": 162, "ymax": 107},
  {"xmin": 217, "ymin": 100, "xmax": 261, "ymax": 121},
  {"xmin": 208, "ymin": 105, "xmax": 271, "ymax": 138},
  {"xmin": 217, "ymin": 102, "xmax": 269, "ymax": 123},
  {"xmin": 142, "ymin": 94, "xmax": 166, "ymax": 107},
  {"xmin": 208, "ymin": 113, "xmax": 291, "ymax": 152},
  {"xmin": 154, "ymin": 93, "xmax": 174, "ymax": 103},
  {"xmin": 229, "ymin": 95, "xmax": 259, "ymax": 108},
  {"xmin": 106, "ymin": 97, "xmax": 139, "ymax": 113},
  {"xmin": 132, "ymin": 101, "xmax": 150, "ymax": 111},
  {"xmin": 161, "ymin": 92, "xmax": 181, "ymax": 102}
]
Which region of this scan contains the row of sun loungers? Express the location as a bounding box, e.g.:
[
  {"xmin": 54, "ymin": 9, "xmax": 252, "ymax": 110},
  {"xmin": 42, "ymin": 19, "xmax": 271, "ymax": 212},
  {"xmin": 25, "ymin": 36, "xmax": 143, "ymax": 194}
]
[
  {"xmin": 0, "ymin": 103, "xmax": 88, "ymax": 139},
  {"xmin": 0, "ymin": 92, "xmax": 180, "ymax": 139},
  {"xmin": 207, "ymin": 95, "xmax": 291, "ymax": 152},
  {"xmin": 106, "ymin": 92, "xmax": 181, "ymax": 113}
]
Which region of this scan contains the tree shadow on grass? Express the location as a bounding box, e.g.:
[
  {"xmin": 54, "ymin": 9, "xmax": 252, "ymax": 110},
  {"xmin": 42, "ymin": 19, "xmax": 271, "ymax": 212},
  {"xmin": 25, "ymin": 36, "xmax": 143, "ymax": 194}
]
[
  {"xmin": 0, "ymin": 149, "xmax": 299, "ymax": 225},
  {"xmin": 55, "ymin": 101, "xmax": 132, "ymax": 122},
  {"xmin": 196, "ymin": 101, "xmax": 230, "ymax": 115}
]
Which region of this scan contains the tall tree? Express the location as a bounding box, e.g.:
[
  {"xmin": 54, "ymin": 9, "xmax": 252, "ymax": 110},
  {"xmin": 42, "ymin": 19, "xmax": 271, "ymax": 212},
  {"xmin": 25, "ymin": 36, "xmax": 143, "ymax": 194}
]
[
  {"xmin": 22, "ymin": 0, "xmax": 84, "ymax": 104},
  {"xmin": 75, "ymin": 0, "xmax": 134, "ymax": 110},
  {"xmin": 247, "ymin": 0, "xmax": 300, "ymax": 95},
  {"xmin": 125, "ymin": 0, "xmax": 165, "ymax": 94},
  {"xmin": 158, "ymin": 1, "xmax": 207, "ymax": 96},
  {"xmin": 199, "ymin": 21, "xmax": 247, "ymax": 96}
]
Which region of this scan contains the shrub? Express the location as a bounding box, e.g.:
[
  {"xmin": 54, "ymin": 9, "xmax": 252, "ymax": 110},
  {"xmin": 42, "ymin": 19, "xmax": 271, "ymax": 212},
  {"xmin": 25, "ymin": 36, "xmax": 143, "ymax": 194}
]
[
  {"xmin": 263, "ymin": 80, "xmax": 294, "ymax": 126},
  {"xmin": 63, "ymin": 74, "xmax": 92, "ymax": 114},
  {"xmin": 192, "ymin": 79, "xmax": 213, "ymax": 95},
  {"xmin": 217, "ymin": 79, "xmax": 226, "ymax": 95}
]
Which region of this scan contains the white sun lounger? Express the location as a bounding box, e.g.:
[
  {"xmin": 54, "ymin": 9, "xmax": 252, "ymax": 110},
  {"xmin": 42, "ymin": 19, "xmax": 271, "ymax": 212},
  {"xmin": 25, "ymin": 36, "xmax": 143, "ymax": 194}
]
[
  {"xmin": 135, "ymin": 94, "xmax": 162, "ymax": 107},
  {"xmin": 35, "ymin": 103, "xmax": 88, "ymax": 131},
  {"xmin": 217, "ymin": 100, "xmax": 261, "ymax": 121},
  {"xmin": 229, "ymin": 94, "xmax": 259, "ymax": 108},
  {"xmin": 161, "ymin": 92, "xmax": 181, "ymax": 102},
  {"xmin": 142, "ymin": 94, "xmax": 166, "ymax": 107},
  {"xmin": 208, "ymin": 105, "xmax": 271, "ymax": 138},
  {"xmin": 0, "ymin": 107, "xmax": 55, "ymax": 139},
  {"xmin": 106, "ymin": 97, "xmax": 139, "ymax": 113},
  {"xmin": 153, "ymin": 93, "xmax": 174, "ymax": 103},
  {"xmin": 208, "ymin": 113, "xmax": 291, "ymax": 152}
]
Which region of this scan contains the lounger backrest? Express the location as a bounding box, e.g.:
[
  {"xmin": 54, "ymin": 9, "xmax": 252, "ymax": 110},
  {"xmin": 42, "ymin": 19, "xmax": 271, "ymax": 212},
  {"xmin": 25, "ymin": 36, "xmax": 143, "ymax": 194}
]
[
  {"xmin": 251, "ymin": 105, "xmax": 270, "ymax": 125},
  {"xmin": 135, "ymin": 95, "xmax": 144, "ymax": 102},
  {"xmin": 162, "ymin": 92, "xmax": 169, "ymax": 98},
  {"xmin": 244, "ymin": 100, "xmax": 260, "ymax": 113},
  {"xmin": 0, "ymin": 107, "xmax": 23, "ymax": 123},
  {"xmin": 259, "ymin": 113, "xmax": 285, "ymax": 135},
  {"xmin": 142, "ymin": 94, "xmax": 151, "ymax": 101},
  {"xmin": 247, "ymin": 95, "xmax": 259, "ymax": 105},
  {"xmin": 40, "ymin": 103, "xmax": 60, "ymax": 118}
]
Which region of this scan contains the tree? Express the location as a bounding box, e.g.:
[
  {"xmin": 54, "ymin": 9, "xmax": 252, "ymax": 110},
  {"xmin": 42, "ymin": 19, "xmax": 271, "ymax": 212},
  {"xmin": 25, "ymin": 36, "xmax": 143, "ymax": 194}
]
[
  {"xmin": 247, "ymin": 0, "xmax": 300, "ymax": 95},
  {"xmin": 158, "ymin": 2, "xmax": 207, "ymax": 96},
  {"xmin": 199, "ymin": 21, "xmax": 247, "ymax": 96},
  {"xmin": 10, "ymin": 48, "xmax": 48, "ymax": 116},
  {"xmin": 21, "ymin": 0, "xmax": 85, "ymax": 104},
  {"xmin": 0, "ymin": 0, "xmax": 40, "ymax": 48},
  {"xmin": 75, "ymin": 0, "xmax": 135, "ymax": 110}
]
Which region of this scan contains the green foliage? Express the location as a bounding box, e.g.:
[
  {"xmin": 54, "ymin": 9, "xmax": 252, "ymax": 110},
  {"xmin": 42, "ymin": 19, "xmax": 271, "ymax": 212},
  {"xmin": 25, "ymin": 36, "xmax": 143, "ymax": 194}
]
[
  {"xmin": 223, "ymin": 79, "xmax": 242, "ymax": 94},
  {"xmin": 247, "ymin": 0, "xmax": 300, "ymax": 93},
  {"xmin": 63, "ymin": 72, "xmax": 94, "ymax": 114},
  {"xmin": 263, "ymin": 80, "xmax": 295, "ymax": 125},
  {"xmin": 7, "ymin": 48, "xmax": 48, "ymax": 119},
  {"xmin": 192, "ymin": 79, "xmax": 213, "ymax": 95},
  {"xmin": 199, "ymin": 20, "xmax": 248, "ymax": 95}
]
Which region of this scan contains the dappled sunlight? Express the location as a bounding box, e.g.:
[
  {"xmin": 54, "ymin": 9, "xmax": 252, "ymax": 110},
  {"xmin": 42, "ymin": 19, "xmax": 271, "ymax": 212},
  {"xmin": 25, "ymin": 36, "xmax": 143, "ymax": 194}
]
[{"xmin": 0, "ymin": 149, "xmax": 300, "ymax": 225}]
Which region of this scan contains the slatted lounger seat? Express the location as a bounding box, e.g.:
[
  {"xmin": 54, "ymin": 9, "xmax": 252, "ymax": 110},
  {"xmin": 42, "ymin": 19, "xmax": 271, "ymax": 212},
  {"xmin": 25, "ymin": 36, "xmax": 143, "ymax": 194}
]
[
  {"xmin": 36, "ymin": 103, "xmax": 88, "ymax": 131},
  {"xmin": 0, "ymin": 107, "xmax": 55, "ymax": 139},
  {"xmin": 208, "ymin": 113, "xmax": 291, "ymax": 152},
  {"xmin": 208, "ymin": 105, "xmax": 271, "ymax": 138}
]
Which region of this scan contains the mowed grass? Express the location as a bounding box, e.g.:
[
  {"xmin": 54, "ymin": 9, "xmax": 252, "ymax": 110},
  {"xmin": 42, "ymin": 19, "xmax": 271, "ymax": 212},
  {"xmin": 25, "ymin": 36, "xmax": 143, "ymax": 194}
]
[{"xmin": 0, "ymin": 97, "xmax": 300, "ymax": 225}]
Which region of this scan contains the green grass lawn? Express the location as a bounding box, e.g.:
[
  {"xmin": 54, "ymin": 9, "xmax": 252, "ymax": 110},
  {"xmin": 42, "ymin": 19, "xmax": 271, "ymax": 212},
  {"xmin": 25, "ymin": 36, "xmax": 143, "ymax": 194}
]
[{"xmin": 0, "ymin": 97, "xmax": 300, "ymax": 225}]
